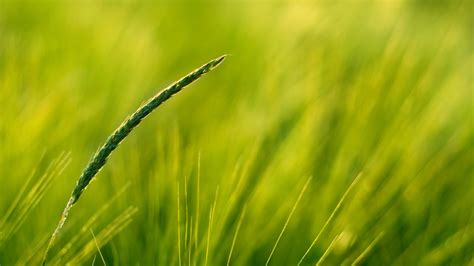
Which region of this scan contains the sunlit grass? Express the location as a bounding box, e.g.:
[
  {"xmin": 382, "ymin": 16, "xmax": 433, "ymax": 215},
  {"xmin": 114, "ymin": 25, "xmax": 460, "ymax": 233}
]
[{"xmin": 0, "ymin": 1, "xmax": 472, "ymax": 265}]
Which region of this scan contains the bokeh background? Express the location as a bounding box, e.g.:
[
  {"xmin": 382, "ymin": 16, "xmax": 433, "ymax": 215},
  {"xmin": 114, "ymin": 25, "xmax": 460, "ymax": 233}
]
[{"xmin": 0, "ymin": 0, "xmax": 472, "ymax": 265}]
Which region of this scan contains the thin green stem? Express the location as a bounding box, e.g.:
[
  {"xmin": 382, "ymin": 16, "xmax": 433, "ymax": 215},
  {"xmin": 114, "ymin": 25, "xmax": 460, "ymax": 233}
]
[
  {"xmin": 298, "ymin": 173, "xmax": 362, "ymax": 265},
  {"xmin": 42, "ymin": 55, "xmax": 226, "ymax": 265}
]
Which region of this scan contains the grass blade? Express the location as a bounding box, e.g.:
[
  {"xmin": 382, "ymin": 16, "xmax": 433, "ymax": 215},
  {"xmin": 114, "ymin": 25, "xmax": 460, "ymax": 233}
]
[
  {"xmin": 316, "ymin": 233, "xmax": 342, "ymax": 266},
  {"xmin": 90, "ymin": 229, "xmax": 107, "ymax": 266},
  {"xmin": 227, "ymin": 205, "xmax": 246, "ymax": 266},
  {"xmin": 265, "ymin": 176, "xmax": 312, "ymax": 266},
  {"xmin": 298, "ymin": 173, "xmax": 362, "ymax": 265},
  {"xmin": 352, "ymin": 232, "xmax": 385, "ymax": 265}
]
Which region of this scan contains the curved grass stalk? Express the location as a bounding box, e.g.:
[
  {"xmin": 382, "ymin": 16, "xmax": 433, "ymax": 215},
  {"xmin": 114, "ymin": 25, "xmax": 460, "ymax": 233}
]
[{"xmin": 42, "ymin": 55, "xmax": 226, "ymax": 265}]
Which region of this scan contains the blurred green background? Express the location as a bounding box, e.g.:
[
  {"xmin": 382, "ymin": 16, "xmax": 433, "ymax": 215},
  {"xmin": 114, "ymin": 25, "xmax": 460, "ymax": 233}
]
[{"xmin": 0, "ymin": 0, "xmax": 472, "ymax": 265}]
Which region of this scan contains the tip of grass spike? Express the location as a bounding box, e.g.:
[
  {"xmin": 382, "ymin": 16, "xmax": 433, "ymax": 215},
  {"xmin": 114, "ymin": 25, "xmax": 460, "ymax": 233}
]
[{"xmin": 211, "ymin": 54, "xmax": 227, "ymax": 68}]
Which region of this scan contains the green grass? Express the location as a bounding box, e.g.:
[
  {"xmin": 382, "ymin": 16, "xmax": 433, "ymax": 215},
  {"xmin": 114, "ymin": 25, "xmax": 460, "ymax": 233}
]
[
  {"xmin": 0, "ymin": 1, "xmax": 472, "ymax": 265},
  {"xmin": 41, "ymin": 55, "xmax": 226, "ymax": 265}
]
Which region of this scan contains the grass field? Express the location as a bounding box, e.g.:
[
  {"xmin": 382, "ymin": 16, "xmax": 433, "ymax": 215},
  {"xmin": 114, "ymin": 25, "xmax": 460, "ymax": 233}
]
[{"xmin": 0, "ymin": 1, "xmax": 472, "ymax": 265}]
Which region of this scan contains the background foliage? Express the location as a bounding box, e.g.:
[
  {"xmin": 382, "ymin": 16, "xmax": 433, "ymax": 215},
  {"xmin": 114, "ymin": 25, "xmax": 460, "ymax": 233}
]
[{"xmin": 0, "ymin": 0, "xmax": 472, "ymax": 265}]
